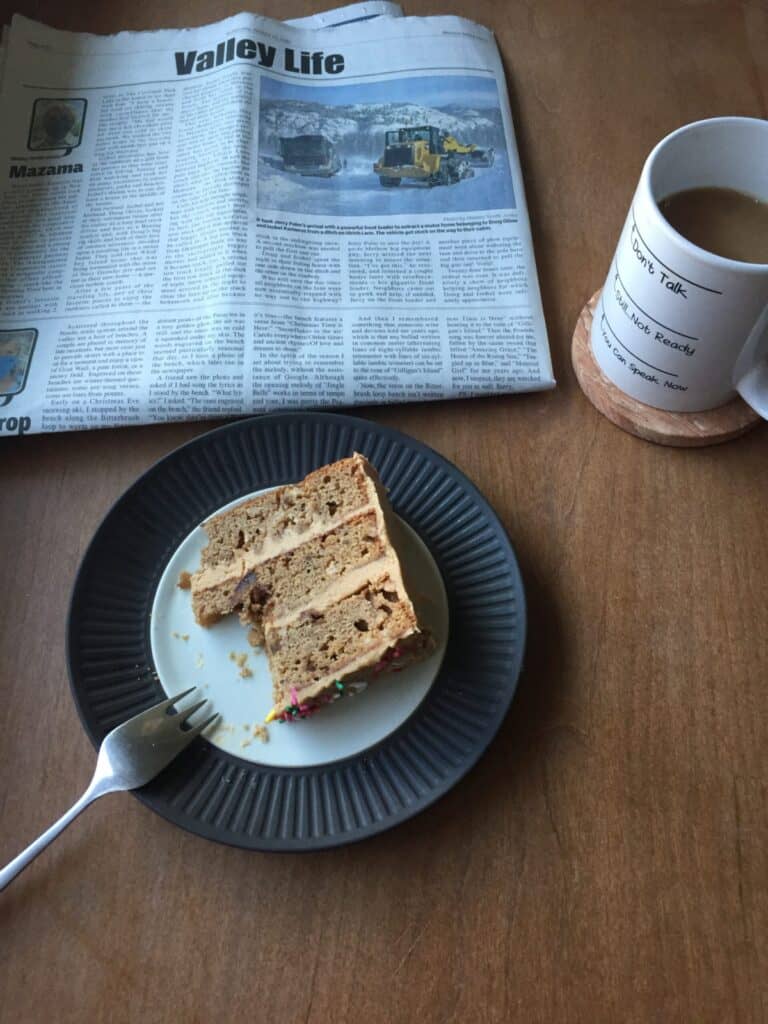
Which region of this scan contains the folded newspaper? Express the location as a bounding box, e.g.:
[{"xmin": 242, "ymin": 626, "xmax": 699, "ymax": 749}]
[{"xmin": 0, "ymin": 4, "xmax": 554, "ymax": 437}]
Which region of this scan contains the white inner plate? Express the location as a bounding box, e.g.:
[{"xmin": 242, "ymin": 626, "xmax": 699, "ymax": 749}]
[{"xmin": 150, "ymin": 490, "xmax": 448, "ymax": 768}]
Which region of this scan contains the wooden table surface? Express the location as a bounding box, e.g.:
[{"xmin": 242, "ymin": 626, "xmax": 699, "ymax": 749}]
[{"xmin": 1, "ymin": 2, "xmax": 766, "ymax": 1021}]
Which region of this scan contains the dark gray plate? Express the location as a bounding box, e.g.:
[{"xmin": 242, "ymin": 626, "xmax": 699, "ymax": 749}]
[{"xmin": 67, "ymin": 412, "xmax": 526, "ymax": 850}]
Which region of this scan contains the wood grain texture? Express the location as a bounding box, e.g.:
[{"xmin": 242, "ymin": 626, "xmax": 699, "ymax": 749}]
[
  {"xmin": 0, "ymin": 3, "xmax": 767, "ymax": 1023},
  {"xmin": 572, "ymin": 291, "xmax": 762, "ymax": 446}
]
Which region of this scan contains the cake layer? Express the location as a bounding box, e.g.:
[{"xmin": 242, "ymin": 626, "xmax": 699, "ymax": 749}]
[
  {"xmin": 199, "ymin": 457, "xmax": 373, "ymax": 569},
  {"xmin": 192, "ymin": 511, "xmax": 386, "ymax": 627},
  {"xmin": 264, "ymin": 573, "xmax": 418, "ymax": 705}
]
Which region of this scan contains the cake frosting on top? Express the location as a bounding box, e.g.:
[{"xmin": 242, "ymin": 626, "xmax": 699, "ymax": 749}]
[{"xmin": 189, "ymin": 453, "xmax": 432, "ymax": 721}]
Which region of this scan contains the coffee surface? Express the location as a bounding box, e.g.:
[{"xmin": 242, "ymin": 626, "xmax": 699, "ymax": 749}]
[{"xmin": 658, "ymin": 186, "xmax": 768, "ymax": 265}]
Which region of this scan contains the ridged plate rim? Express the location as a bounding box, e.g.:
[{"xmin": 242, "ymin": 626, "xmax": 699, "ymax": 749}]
[{"xmin": 66, "ymin": 412, "xmax": 526, "ymax": 851}]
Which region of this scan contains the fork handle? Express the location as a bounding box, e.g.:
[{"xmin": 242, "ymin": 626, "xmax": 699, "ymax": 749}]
[{"xmin": 0, "ymin": 783, "xmax": 104, "ymax": 892}]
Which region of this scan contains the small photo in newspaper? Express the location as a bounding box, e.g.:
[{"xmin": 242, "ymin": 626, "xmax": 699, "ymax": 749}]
[
  {"xmin": 27, "ymin": 98, "xmax": 87, "ymax": 152},
  {"xmin": 0, "ymin": 328, "xmax": 37, "ymax": 406},
  {"xmin": 257, "ymin": 75, "xmax": 514, "ymax": 217}
]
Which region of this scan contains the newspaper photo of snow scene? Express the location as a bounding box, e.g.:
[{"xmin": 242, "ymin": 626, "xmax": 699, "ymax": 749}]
[{"xmin": 256, "ymin": 75, "xmax": 515, "ymax": 216}]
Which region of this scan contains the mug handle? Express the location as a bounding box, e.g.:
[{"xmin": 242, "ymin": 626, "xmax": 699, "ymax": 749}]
[{"xmin": 734, "ymin": 303, "xmax": 768, "ymax": 419}]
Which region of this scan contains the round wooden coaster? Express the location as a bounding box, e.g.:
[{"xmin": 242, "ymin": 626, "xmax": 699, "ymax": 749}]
[{"xmin": 572, "ymin": 291, "xmax": 763, "ymax": 447}]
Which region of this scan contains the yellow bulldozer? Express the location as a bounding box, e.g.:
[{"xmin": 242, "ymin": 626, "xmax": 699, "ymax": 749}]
[{"xmin": 374, "ymin": 125, "xmax": 477, "ymax": 187}]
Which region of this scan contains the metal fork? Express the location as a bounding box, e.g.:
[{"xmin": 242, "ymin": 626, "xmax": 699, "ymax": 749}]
[{"xmin": 0, "ymin": 688, "xmax": 218, "ymax": 892}]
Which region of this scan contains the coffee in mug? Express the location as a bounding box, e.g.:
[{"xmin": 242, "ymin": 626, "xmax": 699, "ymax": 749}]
[
  {"xmin": 590, "ymin": 117, "xmax": 768, "ymax": 416},
  {"xmin": 658, "ymin": 187, "xmax": 768, "ymax": 266}
]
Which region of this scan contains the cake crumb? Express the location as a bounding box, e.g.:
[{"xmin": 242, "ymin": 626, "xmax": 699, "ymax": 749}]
[
  {"xmin": 171, "ymin": 631, "xmax": 190, "ymax": 641},
  {"xmin": 195, "ymin": 653, "xmax": 205, "ymax": 669},
  {"xmin": 229, "ymin": 651, "xmax": 252, "ymax": 677},
  {"xmin": 212, "ymin": 723, "xmax": 235, "ymax": 741},
  {"xmin": 241, "ymin": 739, "xmax": 252, "ymax": 749},
  {"xmin": 252, "ymin": 725, "xmax": 269, "ymax": 744},
  {"xmin": 177, "ymin": 571, "xmax": 192, "ymax": 590}
]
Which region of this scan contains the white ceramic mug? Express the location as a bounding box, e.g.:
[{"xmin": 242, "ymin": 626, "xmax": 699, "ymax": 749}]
[{"xmin": 591, "ymin": 117, "xmax": 768, "ymax": 415}]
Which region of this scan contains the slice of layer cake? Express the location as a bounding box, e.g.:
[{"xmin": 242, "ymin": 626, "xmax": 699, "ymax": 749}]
[{"xmin": 188, "ymin": 454, "xmax": 432, "ymax": 721}]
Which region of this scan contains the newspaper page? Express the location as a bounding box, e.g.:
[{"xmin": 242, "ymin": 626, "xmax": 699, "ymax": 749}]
[
  {"xmin": 286, "ymin": 3, "xmax": 404, "ymax": 29},
  {"xmin": 0, "ymin": 10, "xmax": 554, "ymax": 438}
]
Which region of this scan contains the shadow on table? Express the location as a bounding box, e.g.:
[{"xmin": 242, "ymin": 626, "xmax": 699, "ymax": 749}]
[
  {"xmin": 358, "ymin": 546, "xmax": 568, "ymax": 856},
  {"xmin": 0, "ymin": 554, "xmax": 565, "ymax": 901},
  {"xmin": 0, "ymin": 814, "xmax": 110, "ymax": 919}
]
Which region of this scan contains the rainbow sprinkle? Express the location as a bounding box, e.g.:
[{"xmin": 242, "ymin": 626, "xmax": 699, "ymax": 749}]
[
  {"xmin": 263, "ymin": 658, "xmax": 401, "ymax": 723},
  {"xmin": 265, "ymin": 680, "xmax": 346, "ymax": 723}
]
